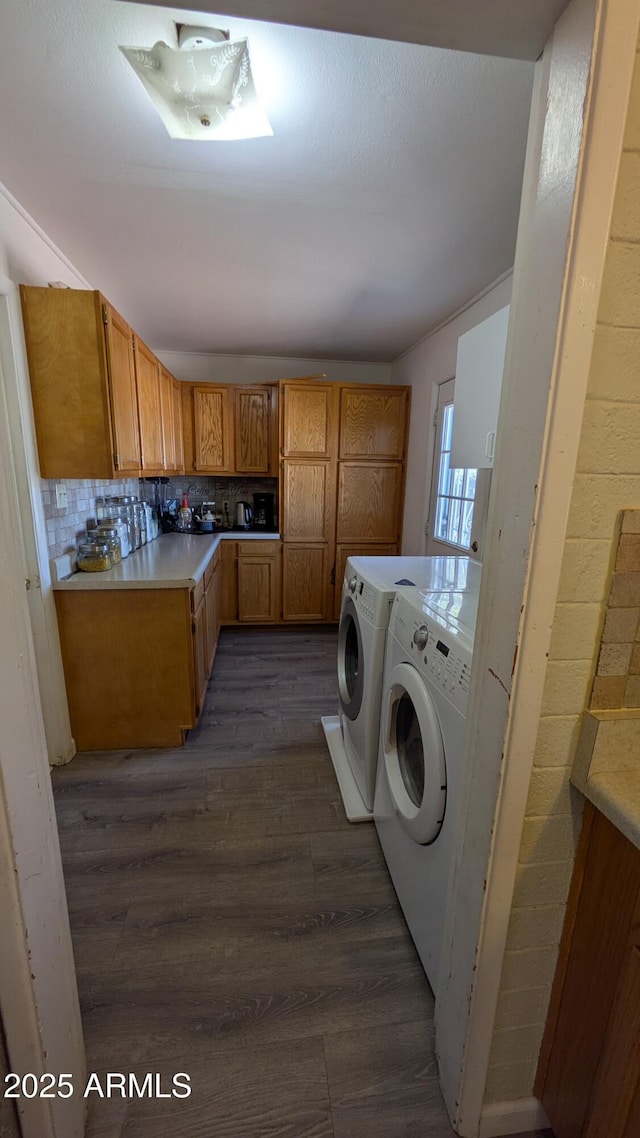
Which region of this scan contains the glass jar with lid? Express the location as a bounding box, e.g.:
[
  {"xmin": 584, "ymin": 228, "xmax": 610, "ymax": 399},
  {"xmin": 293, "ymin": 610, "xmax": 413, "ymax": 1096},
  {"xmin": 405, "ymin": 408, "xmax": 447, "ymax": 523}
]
[
  {"xmin": 92, "ymin": 526, "xmax": 122, "ymax": 564},
  {"xmin": 100, "ymin": 514, "xmax": 130, "ymax": 558},
  {"xmin": 135, "ymin": 500, "xmax": 147, "ymax": 545},
  {"xmin": 77, "ymin": 540, "xmax": 112, "ymax": 573}
]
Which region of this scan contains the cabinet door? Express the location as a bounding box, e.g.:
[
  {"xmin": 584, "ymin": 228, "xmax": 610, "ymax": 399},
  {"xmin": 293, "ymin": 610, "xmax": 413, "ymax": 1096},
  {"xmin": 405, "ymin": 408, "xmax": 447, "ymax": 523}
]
[
  {"xmin": 283, "ymin": 460, "xmax": 332, "ymax": 541},
  {"xmin": 172, "ymin": 378, "xmax": 185, "ymax": 473},
  {"xmin": 214, "ymin": 555, "xmax": 222, "ymax": 640},
  {"xmin": 220, "ymin": 540, "xmax": 238, "ymax": 623},
  {"xmin": 337, "ymin": 462, "xmax": 402, "ymax": 543},
  {"xmin": 339, "ymin": 387, "xmax": 408, "ymax": 459},
  {"xmin": 193, "ymin": 385, "xmax": 234, "ymax": 472},
  {"xmin": 160, "ymin": 366, "xmax": 176, "ymax": 472},
  {"xmin": 450, "ymin": 304, "xmax": 510, "ymax": 469},
  {"xmin": 282, "ymin": 545, "xmax": 327, "ymax": 621},
  {"xmin": 192, "ymin": 594, "xmax": 208, "ymax": 721},
  {"xmin": 134, "ymin": 336, "xmax": 164, "ymax": 473},
  {"xmin": 235, "ymin": 387, "xmax": 270, "ymax": 473},
  {"xmin": 281, "ymin": 383, "xmax": 336, "ymax": 457},
  {"xmin": 583, "ymin": 941, "xmax": 640, "ymax": 1138},
  {"xmin": 333, "ymin": 543, "xmax": 397, "ymax": 620},
  {"xmin": 103, "ymin": 303, "xmax": 141, "ymax": 473},
  {"xmin": 238, "ymin": 553, "xmax": 279, "ymax": 622},
  {"xmin": 204, "ymin": 565, "xmax": 217, "ymax": 673}
]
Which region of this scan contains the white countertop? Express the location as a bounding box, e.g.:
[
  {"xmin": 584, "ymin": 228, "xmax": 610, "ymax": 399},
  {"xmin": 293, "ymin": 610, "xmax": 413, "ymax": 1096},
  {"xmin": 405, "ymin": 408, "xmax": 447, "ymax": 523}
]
[{"xmin": 52, "ymin": 531, "xmax": 280, "ymax": 590}]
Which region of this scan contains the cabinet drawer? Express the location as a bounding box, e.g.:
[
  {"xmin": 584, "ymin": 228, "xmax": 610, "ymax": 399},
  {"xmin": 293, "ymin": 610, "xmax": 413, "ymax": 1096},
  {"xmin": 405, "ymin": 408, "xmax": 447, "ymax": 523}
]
[{"xmin": 237, "ymin": 541, "xmax": 278, "ymax": 557}]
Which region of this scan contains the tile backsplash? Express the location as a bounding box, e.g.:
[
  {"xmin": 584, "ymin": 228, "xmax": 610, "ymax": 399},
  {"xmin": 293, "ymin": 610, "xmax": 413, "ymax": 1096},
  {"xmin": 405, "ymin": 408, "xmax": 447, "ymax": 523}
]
[
  {"xmin": 42, "ymin": 477, "xmax": 140, "ymax": 561},
  {"xmin": 42, "ymin": 475, "xmax": 279, "ymax": 562}
]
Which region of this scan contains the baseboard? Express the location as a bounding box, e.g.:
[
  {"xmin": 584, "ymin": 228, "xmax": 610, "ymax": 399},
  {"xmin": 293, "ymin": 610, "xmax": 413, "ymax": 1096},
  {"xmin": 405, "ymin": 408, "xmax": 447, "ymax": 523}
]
[{"xmin": 479, "ymin": 1097, "xmax": 550, "ymax": 1137}]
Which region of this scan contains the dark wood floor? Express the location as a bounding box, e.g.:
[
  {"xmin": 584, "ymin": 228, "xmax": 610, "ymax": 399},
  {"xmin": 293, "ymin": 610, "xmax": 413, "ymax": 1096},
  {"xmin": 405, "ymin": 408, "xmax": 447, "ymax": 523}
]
[{"xmin": 53, "ymin": 627, "xmax": 551, "ymax": 1138}]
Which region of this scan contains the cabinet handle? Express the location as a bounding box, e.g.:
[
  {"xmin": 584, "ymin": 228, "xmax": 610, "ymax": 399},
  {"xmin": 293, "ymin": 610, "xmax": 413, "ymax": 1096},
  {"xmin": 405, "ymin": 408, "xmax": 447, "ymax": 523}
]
[{"xmin": 485, "ymin": 431, "xmax": 496, "ymax": 461}]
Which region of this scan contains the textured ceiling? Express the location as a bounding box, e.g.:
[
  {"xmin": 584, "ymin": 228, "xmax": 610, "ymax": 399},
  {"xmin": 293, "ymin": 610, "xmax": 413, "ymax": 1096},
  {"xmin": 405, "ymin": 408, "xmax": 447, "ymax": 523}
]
[{"xmin": 0, "ymin": 1, "xmax": 535, "ymax": 360}]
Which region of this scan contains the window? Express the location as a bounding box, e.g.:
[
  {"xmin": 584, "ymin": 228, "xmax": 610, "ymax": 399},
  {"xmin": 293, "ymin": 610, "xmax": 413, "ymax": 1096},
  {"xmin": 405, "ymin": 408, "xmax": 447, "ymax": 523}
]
[{"xmin": 434, "ymin": 403, "xmax": 477, "ymax": 551}]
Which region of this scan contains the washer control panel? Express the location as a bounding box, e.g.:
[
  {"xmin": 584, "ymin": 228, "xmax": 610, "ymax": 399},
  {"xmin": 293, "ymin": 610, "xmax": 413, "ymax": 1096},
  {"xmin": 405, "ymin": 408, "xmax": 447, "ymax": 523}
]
[
  {"xmin": 342, "ymin": 571, "xmax": 391, "ymax": 627},
  {"xmin": 392, "ymin": 593, "xmax": 474, "ymax": 714}
]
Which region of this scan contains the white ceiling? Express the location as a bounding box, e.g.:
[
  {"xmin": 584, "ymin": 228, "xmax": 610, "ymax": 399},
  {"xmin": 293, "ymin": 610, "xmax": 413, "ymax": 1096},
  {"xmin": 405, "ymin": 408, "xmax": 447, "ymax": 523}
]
[{"xmin": 0, "ymin": 1, "xmax": 535, "ymax": 361}]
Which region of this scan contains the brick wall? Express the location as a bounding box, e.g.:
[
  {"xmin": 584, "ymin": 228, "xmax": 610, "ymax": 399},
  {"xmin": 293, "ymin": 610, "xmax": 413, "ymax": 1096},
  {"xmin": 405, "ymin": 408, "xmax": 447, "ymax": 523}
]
[{"xmin": 484, "ymin": 36, "xmax": 640, "ymax": 1104}]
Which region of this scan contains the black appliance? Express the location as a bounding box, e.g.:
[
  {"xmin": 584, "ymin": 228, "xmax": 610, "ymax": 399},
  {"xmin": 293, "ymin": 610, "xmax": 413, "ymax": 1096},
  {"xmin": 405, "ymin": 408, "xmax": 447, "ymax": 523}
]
[{"xmin": 253, "ymin": 492, "xmax": 275, "ymax": 530}]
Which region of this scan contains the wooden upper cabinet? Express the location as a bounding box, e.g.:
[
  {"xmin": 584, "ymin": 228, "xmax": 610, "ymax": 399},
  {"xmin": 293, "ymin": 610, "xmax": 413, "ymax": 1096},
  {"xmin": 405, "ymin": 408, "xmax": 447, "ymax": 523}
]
[
  {"xmin": 159, "ymin": 366, "xmax": 176, "ymax": 472},
  {"xmin": 103, "ymin": 303, "xmax": 141, "ymax": 474},
  {"xmin": 20, "ymin": 286, "xmax": 141, "ymax": 478},
  {"xmin": 235, "ymin": 386, "xmax": 270, "ymax": 473},
  {"xmin": 282, "ymin": 460, "xmax": 332, "ymax": 542},
  {"xmin": 133, "ymin": 335, "xmax": 164, "ymax": 474},
  {"xmin": 336, "ymin": 462, "xmax": 403, "ymax": 543},
  {"xmin": 339, "ymin": 387, "xmax": 408, "ymax": 460},
  {"xmin": 192, "ymin": 385, "xmax": 234, "ymax": 473},
  {"xmin": 281, "ymin": 382, "xmax": 336, "ymax": 458},
  {"xmin": 172, "ymin": 378, "xmax": 184, "ymax": 474}
]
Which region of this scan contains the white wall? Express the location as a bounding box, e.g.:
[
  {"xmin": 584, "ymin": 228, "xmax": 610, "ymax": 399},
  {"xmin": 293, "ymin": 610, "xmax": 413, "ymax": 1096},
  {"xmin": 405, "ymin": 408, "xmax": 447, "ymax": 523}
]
[
  {"xmin": 156, "ymin": 348, "xmax": 391, "ymax": 385},
  {"xmin": 392, "ymin": 273, "xmax": 513, "ymax": 554}
]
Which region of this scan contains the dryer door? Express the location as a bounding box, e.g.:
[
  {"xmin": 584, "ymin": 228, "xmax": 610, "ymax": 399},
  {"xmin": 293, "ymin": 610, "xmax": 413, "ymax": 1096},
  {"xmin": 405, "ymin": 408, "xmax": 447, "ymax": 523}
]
[
  {"xmin": 337, "ymin": 596, "xmax": 364, "ymax": 721},
  {"xmin": 382, "ymin": 662, "xmax": 446, "ymax": 845}
]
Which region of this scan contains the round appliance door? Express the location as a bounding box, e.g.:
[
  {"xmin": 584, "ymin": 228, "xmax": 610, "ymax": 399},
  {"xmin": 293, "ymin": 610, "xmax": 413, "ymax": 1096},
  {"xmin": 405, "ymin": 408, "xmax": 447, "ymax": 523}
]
[
  {"xmin": 337, "ymin": 596, "xmax": 364, "ymax": 721},
  {"xmin": 383, "ymin": 662, "xmax": 447, "ymax": 845}
]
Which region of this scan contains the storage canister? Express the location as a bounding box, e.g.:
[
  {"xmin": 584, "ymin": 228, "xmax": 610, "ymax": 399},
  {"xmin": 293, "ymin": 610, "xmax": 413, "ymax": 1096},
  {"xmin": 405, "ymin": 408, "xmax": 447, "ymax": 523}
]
[{"xmin": 77, "ymin": 541, "xmax": 112, "ymax": 573}]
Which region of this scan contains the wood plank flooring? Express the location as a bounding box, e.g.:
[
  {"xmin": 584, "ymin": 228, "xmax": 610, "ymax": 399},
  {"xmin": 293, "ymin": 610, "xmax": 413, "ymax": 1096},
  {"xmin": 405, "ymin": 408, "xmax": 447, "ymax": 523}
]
[{"xmin": 52, "ymin": 627, "xmax": 552, "ymax": 1138}]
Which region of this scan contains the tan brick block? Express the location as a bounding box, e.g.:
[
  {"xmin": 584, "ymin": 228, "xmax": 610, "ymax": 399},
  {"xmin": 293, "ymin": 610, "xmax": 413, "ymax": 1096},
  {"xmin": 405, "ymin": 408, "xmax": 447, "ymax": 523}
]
[
  {"xmin": 511, "ymin": 862, "xmax": 574, "ymax": 909},
  {"xmin": 577, "ymin": 401, "xmax": 640, "ymax": 475},
  {"xmin": 518, "ymin": 814, "xmax": 581, "ymax": 865},
  {"xmin": 507, "ymin": 904, "xmax": 568, "ymax": 952},
  {"xmin": 540, "ymin": 660, "xmax": 593, "ymax": 716},
  {"xmin": 602, "ymin": 606, "xmax": 640, "ymax": 643},
  {"xmin": 623, "ymin": 60, "xmax": 640, "ymax": 150},
  {"xmin": 548, "ymin": 603, "xmax": 601, "ymax": 661},
  {"xmin": 489, "ymin": 1023, "xmax": 545, "ymax": 1069},
  {"xmin": 567, "ymin": 475, "xmax": 640, "ymax": 539},
  {"xmin": 622, "ymin": 509, "xmax": 640, "ymax": 534},
  {"xmin": 484, "ymin": 1058, "xmax": 538, "ymax": 1103},
  {"xmin": 609, "ymin": 570, "xmax": 640, "ymax": 607},
  {"xmin": 625, "ymin": 675, "xmax": 640, "ymax": 706},
  {"xmin": 494, "ymin": 986, "xmax": 551, "ymax": 1033},
  {"xmin": 598, "ymin": 241, "xmax": 640, "ymax": 327},
  {"xmin": 500, "ymin": 946, "xmax": 559, "ymax": 993},
  {"xmin": 587, "ymin": 325, "xmax": 640, "ymax": 403},
  {"xmin": 611, "ymin": 152, "xmax": 640, "ymax": 241},
  {"xmin": 533, "ymin": 715, "xmax": 581, "ymax": 767},
  {"xmin": 596, "ymin": 641, "xmax": 633, "ymax": 676},
  {"xmin": 526, "ymin": 767, "xmax": 574, "ymax": 814},
  {"xmin": 557, "ymin": 540, "xmax": 613, "ymax": 603},
  {"xmin": 591, "ymin": 675, "xmax": 627, "ymax": 708},
  {"xmin": 630, "ymin": 643, "xmax": 640, "ymax": 673},
  {"xmin": 616, "ymin": 534, "xmax": 640, "ymax": 570}
]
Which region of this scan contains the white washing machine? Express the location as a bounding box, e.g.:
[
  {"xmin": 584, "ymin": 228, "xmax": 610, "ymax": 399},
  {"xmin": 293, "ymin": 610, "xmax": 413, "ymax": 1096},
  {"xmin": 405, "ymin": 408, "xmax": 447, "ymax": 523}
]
[
  {"xmin": 322, "ymin": 555, "xmax": 471, "ymax": 821},
  {"xmin": 374, "ymin": 561, "xmax": 481, "ymax": 995}
]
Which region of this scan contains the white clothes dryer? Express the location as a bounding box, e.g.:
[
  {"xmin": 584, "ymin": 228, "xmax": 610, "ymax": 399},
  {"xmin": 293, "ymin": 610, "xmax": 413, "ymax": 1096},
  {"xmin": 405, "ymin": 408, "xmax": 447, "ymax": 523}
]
[
  {"xmin": 374, "ymin": 568, "xmax": 480, "ymax": 995},
  {"xmin": 322, "ymin": 555, "xmax": 472, "ymax": 821}
]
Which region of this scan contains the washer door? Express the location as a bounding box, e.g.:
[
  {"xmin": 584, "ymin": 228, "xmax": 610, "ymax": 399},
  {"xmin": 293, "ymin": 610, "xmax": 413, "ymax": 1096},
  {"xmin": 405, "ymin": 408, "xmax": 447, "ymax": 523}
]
[
  {"xmin": 383, "ymin": 662, "xmax": 447, "ymax": 845},
  {"xmin": 338, "ymin": 596, "xmax": 364, "ymax": 721}
]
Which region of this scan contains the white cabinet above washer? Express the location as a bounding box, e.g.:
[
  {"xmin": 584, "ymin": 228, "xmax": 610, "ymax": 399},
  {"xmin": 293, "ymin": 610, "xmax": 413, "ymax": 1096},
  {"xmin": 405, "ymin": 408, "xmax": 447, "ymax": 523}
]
[{"xmin": 450, "ymin": 304, "xmax": 510, "ymax": 470}]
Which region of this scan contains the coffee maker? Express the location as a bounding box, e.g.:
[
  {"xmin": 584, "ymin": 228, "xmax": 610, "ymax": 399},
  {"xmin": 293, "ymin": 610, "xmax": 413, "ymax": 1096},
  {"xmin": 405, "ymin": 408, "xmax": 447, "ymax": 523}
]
[{"xmin": 252, "ymin": 492, "xmax": 275, "ymax": 531}]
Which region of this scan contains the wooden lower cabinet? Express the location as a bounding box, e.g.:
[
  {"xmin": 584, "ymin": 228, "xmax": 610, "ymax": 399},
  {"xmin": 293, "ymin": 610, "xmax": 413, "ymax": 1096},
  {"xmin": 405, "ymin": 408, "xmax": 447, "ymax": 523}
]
[
  {"xmin": 237, "ymin": 541, "xmax": 280, "ymax": 622},
  {"xmin": 55, "ymin": 588, "xmax": 196, "ymax": 749},
  {"xmin": 282, "ymin": 544, "xmax": 328, "ymax": 621},
  {"xmin": 55, "ymin": 550, "xmax": 222, "ymax": 749},
  {"xmin": 537, "ymin": 802, "xmax": 640, "ymax": 1138},
  {"xmin": 333, "ymin": 543, "xmax": 397, "ymax": 619},
  {"xmin": 221, "ymin": 540, "xmax": 281, "ymax": 623}
]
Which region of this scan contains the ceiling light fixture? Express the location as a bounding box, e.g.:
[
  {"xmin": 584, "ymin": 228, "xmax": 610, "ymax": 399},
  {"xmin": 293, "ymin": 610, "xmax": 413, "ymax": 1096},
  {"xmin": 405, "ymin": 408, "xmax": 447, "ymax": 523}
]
[{"xmin": 119, "ymin": 25, "xmax": 272, "ymax": 141}]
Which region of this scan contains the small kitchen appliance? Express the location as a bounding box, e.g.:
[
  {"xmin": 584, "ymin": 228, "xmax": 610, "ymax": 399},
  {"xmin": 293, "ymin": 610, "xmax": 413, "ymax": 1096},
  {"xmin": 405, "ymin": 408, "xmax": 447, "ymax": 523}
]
[
  {"xmin": 233, "ymin": 501, "xmax": 253, "ymax": 529},
  {"xmin": 252, "ymin": 492, "xmax": 275, "ymax": 530}
]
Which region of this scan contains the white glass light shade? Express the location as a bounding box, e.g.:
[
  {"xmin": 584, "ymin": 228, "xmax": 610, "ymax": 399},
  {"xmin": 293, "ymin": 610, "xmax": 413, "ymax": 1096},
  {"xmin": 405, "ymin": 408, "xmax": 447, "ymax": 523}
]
[{"xmin": 119, "ymin": 37, "xmax": 273, "ymax": 141}]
